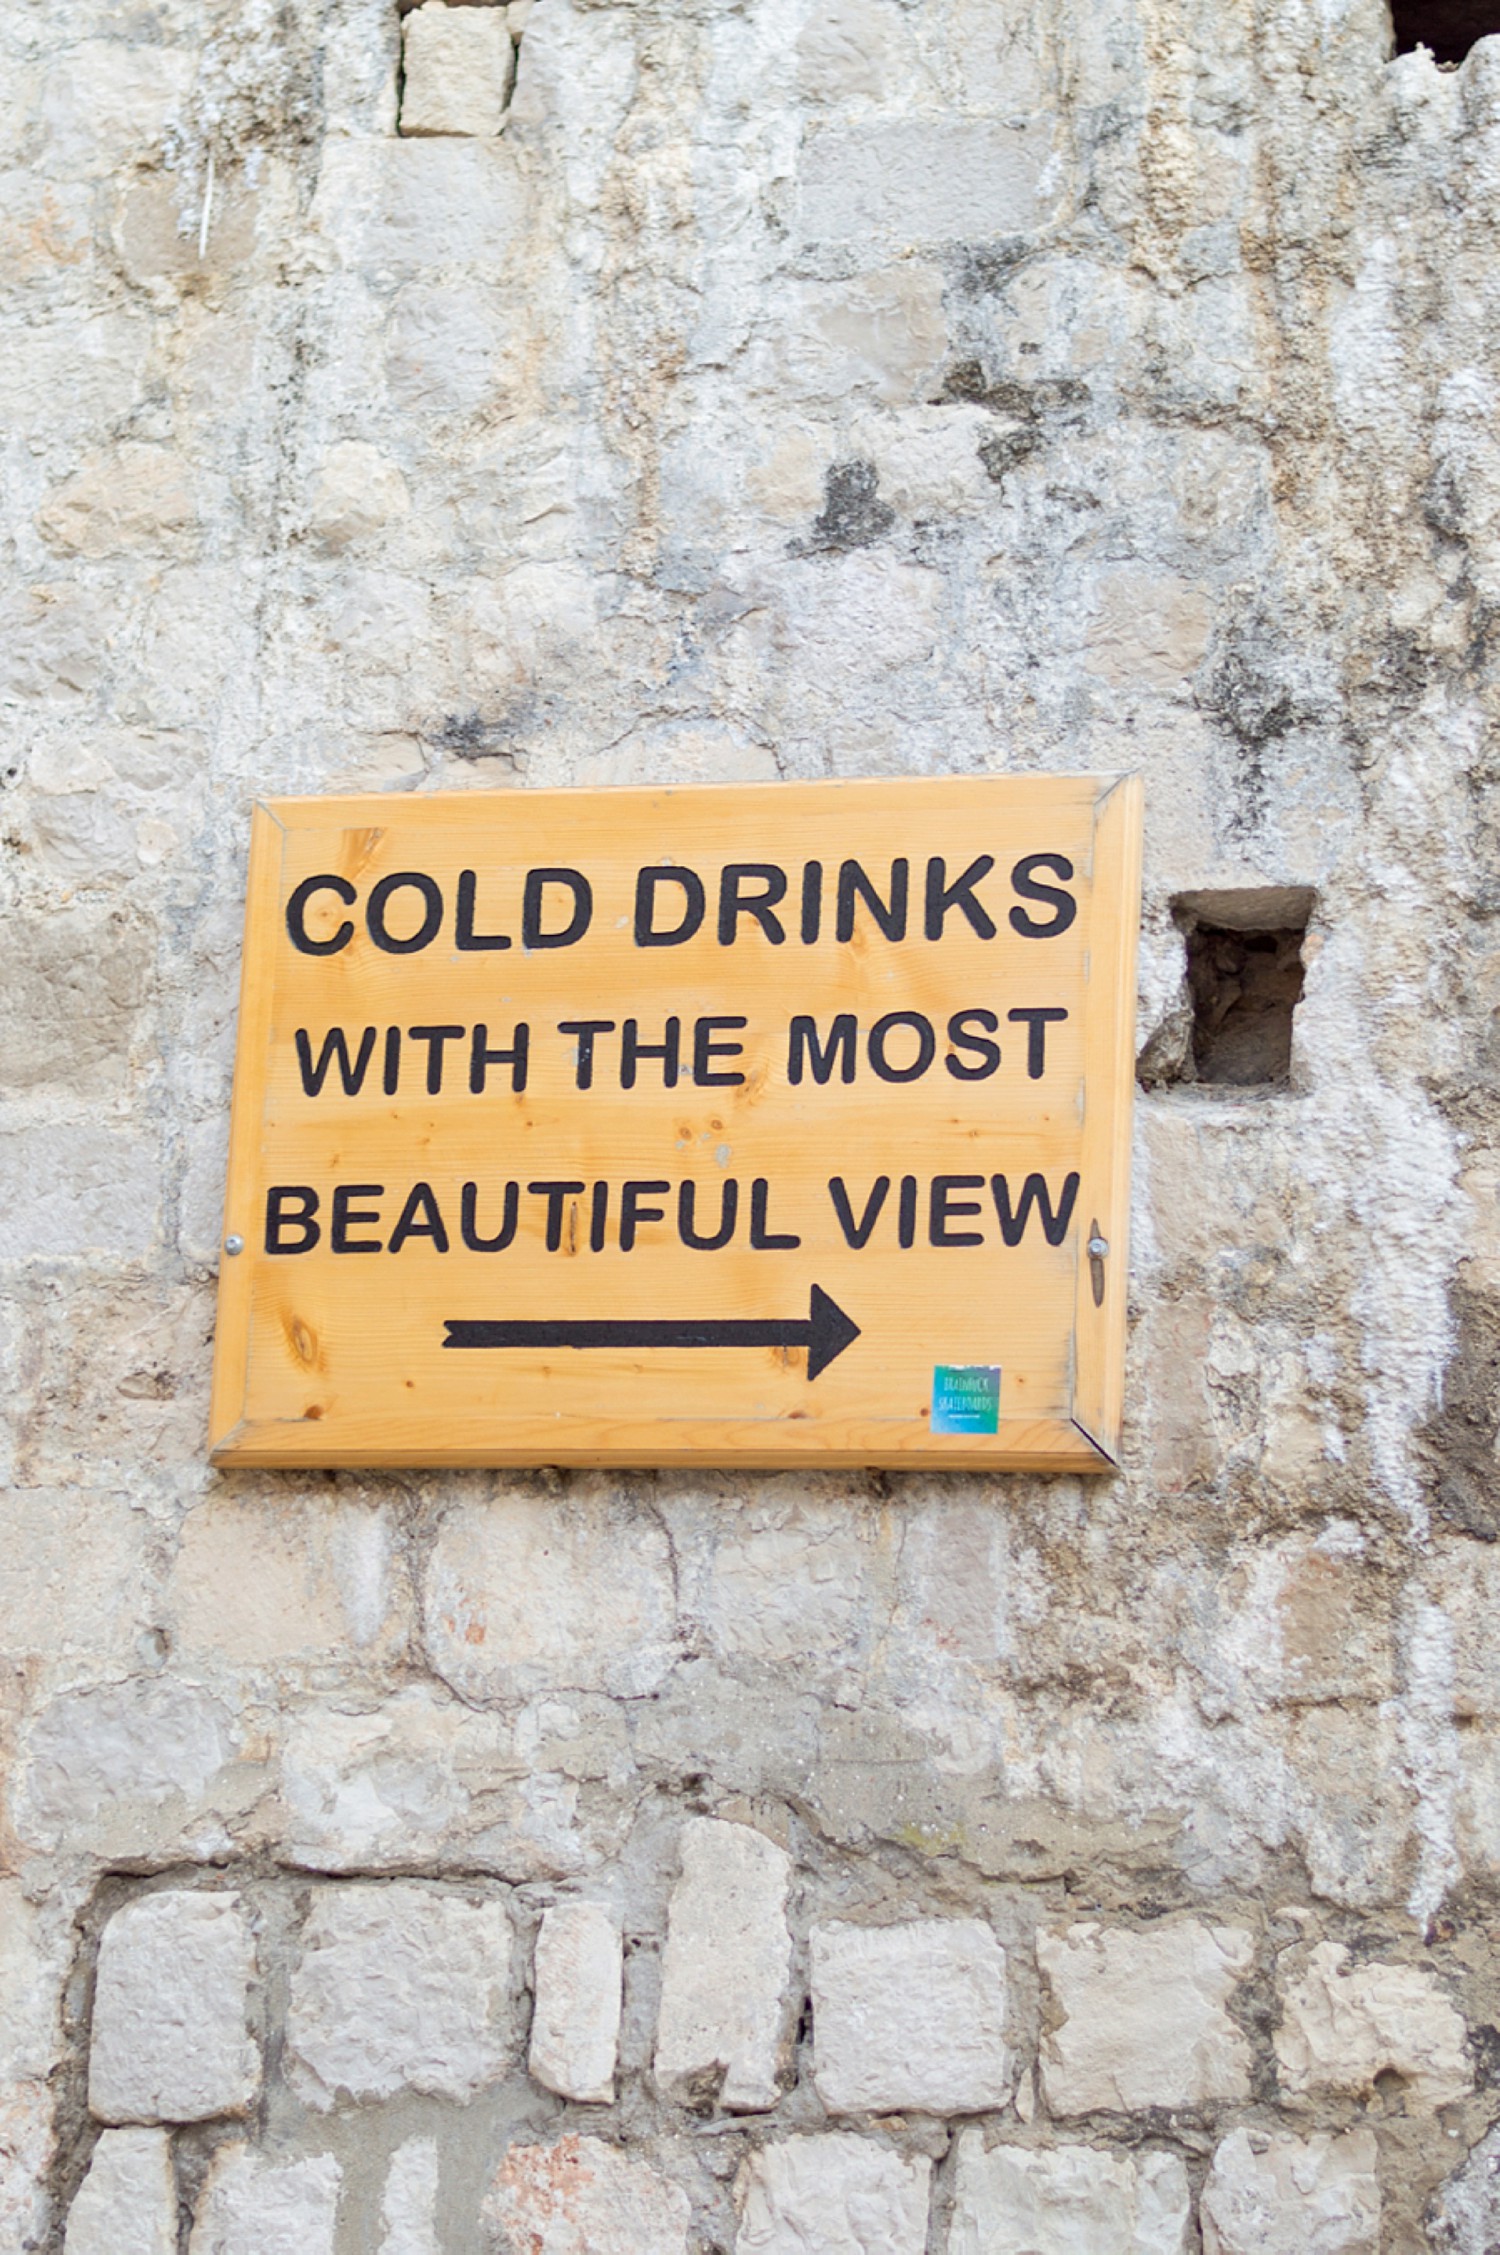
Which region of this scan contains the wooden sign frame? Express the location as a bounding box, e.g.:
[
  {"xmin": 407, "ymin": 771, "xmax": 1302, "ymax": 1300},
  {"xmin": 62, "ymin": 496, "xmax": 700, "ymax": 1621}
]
[{"xmin": 210, "ymin": 773, "xmax": 1141, "ymax": 1472}]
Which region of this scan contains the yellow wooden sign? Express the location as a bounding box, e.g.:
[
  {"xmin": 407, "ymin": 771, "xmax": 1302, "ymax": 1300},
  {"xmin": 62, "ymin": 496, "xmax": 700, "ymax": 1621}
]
[{"xmin": 210, "ymin": 773, "xmax": 1142, "ymax": 1470}]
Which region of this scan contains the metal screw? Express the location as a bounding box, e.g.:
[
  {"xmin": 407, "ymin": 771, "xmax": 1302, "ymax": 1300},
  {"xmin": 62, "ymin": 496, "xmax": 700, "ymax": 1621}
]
[
  {"xmin": 1087, "ymin": 1235, "xmax": 1109, "ymax": 1259},
  {"xmin": 224, "ymin": 1234, "xmax": 244, "ymax": 1256}
]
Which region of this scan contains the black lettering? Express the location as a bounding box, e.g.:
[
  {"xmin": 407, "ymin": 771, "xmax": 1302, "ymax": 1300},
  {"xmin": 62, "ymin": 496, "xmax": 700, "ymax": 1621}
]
[
  {"xmin": 749, "ymin": 1178, "xmax": 800, "ymax": 1249},
  {"xmin": 622, "ymin": 1017, "xmax": 681, "ymax": 1089},
  {"xmin": 679, "ymin": 1178, "xmax": 739, "ymax": 1250},
  {"xmin": 945, "ymin": 1009, "xmax": 1001, "ymax": 1080},
  {"xmin": 408, "ymin": 1024, "xmax": 464, "ymax": 1094},
  {"xmin": 295, "ymin": 1025, "xmax": 376, "ymax": 1097},
  {"xmin": 265, "ymin": 1185, "xmax": 320, "ymax": 1253},
  {"xmin": 1007, "ymin": 1005, "xmax": 1068, "ymax": 1079},
  {"xmin": 590, "ymin": 1180, "xmax": 609, "ymax": 1252},
  {"xmin": 383, "ymin": 1026, "xmax": 401, "ymax": 1096},
  {"xmin": 620, "ymin": 1179, "xmax": 670, "ymax": 1252},
  {"xmin": 367, "ymin": 872, "xmax": 443, "ymax": 954},
  {"xmin": 332, "ymin": 1184, "xmax": 384, "ymax": 1253},
  {"xmin": 387, "ymin": 1181, "xmax": 450, "ymax": 1253},
  {"xmin": 286, "ymin": 874, "xmax": 356, "ymax": 956},
  {"xmin": 528, "ymin": 1180, "xmax": 585, "ymax": 1252},
  {"xmin": 1009, "ymin": 853, "xmax": 1077, "ymax": 938},
  {"xmin": 461, "ymin": 1181, "xmax": 518, "ymax": 1251},
  {"xmin": 898, "ymin": 1174, "xmax": 917, "ymax": 1249},
  {"xmin": 693, "ymin": 1015, "xmax": 747, "ymax": 1088},
  {"xmin": 559, "ymin": 1020, "xmax": 615, "ymax": 1090},
  {"xmin": 837, "ymin": 858, "xmax": 908, "ymax": 943},
  {"xmin": 924, "ymin": 855, "xmax": 997, "ymax": 940},
  {"xmin": 788, "ymin": 1014, "xmax": 857, "ymax": 1086},
  {"xmin": 634, "ymin": 867, "xmax": 705, "ymax": 947},
  {"xmin": 800, "ymin": 861, "xmax": 823, "ymax": 945},
  {"xmin": 990, "ymin": 1170, "xmax": 1081, "ymax": 1247},
  {"xmin": 523, "ymin": 868, "xmax": 592, "ymax": 950},
  {"xmin": 868, "ymin": 1011, "xmax": 936, "ymax": 1083},
  {"xmin": 829, "ymin": 1175, "xmax": 890, "ymax": 1249},
  {"xmin": 718, "ymin": 864, "xmax": 788, "ymax": 945},
  {"xmin": 930, "ymin": 1174, "xmax": 985, "ymax": 1247},
  {"xmin": 470, "ymin": 1023, "xmax": 530, "ymax": 1094},
  {"xmin": 455, "ymin": 868, "xmax": 511, "ymax": 951}
]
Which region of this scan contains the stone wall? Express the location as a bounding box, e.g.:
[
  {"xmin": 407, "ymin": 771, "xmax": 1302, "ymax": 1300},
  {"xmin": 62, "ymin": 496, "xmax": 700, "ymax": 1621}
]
[{"xmin": 3, "ymin": 0, "xmax": 1500, "ymax": 2244}]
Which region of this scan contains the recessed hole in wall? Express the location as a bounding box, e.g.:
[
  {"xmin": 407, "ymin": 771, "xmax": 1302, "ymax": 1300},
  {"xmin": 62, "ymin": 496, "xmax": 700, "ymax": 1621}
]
[
  {"xmin": 1177, "ymin": 888, "xmax": 1313, "ymax": 1089},
  {"xmin": 1389, "ymin": 0, "xmax": 1500, "ymax": 65}
]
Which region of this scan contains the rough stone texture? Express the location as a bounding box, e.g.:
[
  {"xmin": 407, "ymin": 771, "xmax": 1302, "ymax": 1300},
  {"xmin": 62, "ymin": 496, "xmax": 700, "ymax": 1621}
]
[
  {"xmin": 655, "ymin": 1817, "xmax": 792, "ymax": 2111},
  {"xmin": 379, "ymin": 2138, "xmax": 440, "ymax": 2255},
  {"xmin": 735, "ymin": 2136, "xmax": 931, "ymax": 2255},
  {"xmin": 1430, "ymin": 2122, "xmax": 1500, "ymax": 2251},
  {"xmin": 1274, "ymin": 1942, "xmax": 1471, "ymax": 2109},
  {"xmin": 89, "ymin": 1892, "xmax": 259, "ymax": 2125},
  {"xmin": 949, "ymin": 2133, "xmax": 1191, "ymax": 2255},
  {"xmin": 1200, "ymin": 2127, "xmax": 1380, "ymax": 2255},
  {"xmin": 64, "ymin": 2128, "xmax": 176, "ymax": 2255},
  {"xmin": 188, "ymin": 2147, "xmax": 342, "ymax": 2255},
  {"xmin": 287, "ymin": 1884, "xmax": 513, "ymax": 2107},
  {"xmin": 530, "ymin": 1900, "xmax": 621, "ymax": 2105},
  {"xmin": 1037, "ymin": 1923, "xmax": 1254, "ymax": 2115},
  {"xmin": 810, "ymin": 1918, "xmax": 1011, "ymax": 2116},
  {"xmin": 485, "ymin": 2136, "xmax": 691, "ymax": 2255},
  {"xmin": 400, "ymin": 4, "xmax": 513, "ymax": 138}
]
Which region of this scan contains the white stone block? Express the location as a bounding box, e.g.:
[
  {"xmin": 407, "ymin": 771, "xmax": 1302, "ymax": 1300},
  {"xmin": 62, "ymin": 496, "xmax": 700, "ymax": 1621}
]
[
  {"xmin": 188, "ymin": 2147, "xmax": 341, "ymax": 2255},
  {"xmin": 798, "ymin": 121, "xmax": 1049, "ymax": 245},
  {"xmin": 380, "ymin": 2138, "xmax": 440, "ymax": 2255},
  {"xmin": 0, "ymin": 1123, "xmax": 158, "ymax": 1262},
  {"xmin": 655, "ymin": 1818, "xmax": 793, "ymax": 2112},
  {"xmin": 1275, "ymin": 1942, "xmax": 1471, "ymax": 2109},
  {"xmin": 64, "ymin": 2129, "xmax": 175, "ymax": 2255},
  {"xmin": 810, "ymin": 1918, "xmax": 1011, "ymax": 2116},
  {"xmin": 1201, "ymin": 2127, "xmax": 1380, "ymax": 2255},
  {"xmin": 1430, "ymin": 2122, "xmax": 1500, "ymax": 2250},
  {"xmin": 530, "ymin": 1902, "xmax": 621, "ymax": 2104},
  {"xmin": 401, "ymin": 4, "xmax": 512, "ymax": 137},
  {"xmin": 1036, "ymin": 1922, "xmax": 1254, "ymax": 2115},
  {"xmin": 736, "ymin": 2135, "xmax": 930, "ymax": 2255},
  {"xmin": 288, "ymin": 1883, "xmax": 513, "ymax": 2108},
  {"xmin": 949, "ymin": 2132, "xmax": 1191, "ymax": 2255},
  {"xmin": 89, "ymin": 1892, "xmax": 259, "ymax": 2125},
  {"xmin": 486, "ymin": 2135, "xmax": 690, "ymax": 2255}
]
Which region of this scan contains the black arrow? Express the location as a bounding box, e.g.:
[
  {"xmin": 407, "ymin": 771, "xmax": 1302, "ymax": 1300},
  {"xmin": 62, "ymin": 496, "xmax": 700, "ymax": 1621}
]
[{"xmin": 442, "ymin": 1284, "xmax": 861, "ymax": 1381}]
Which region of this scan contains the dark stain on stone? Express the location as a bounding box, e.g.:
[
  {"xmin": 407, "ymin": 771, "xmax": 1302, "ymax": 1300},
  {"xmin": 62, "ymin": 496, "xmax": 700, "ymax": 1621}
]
[
  {"xmin": 1418, "ymin": 1281, "xmax": 1500, "ymax": 1541},
  {"xmin": 791, "ymin": 459, "xmax": 894, "ymax": 555}
]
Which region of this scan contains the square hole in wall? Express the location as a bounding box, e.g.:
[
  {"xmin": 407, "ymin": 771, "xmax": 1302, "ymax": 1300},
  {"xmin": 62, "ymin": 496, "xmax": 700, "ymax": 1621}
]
[{"xmin": 1168, "ymin": 888, "xmax": 1314, "ymax": 1090}]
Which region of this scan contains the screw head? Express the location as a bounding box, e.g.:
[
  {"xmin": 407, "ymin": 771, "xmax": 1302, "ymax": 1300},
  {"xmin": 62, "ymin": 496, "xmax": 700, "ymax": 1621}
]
[
  {"xmin": 224, "ymin": 1234, "xmax": 245, "ymax": 1256},
  {"xmin": 1087, "ymin": 1235, "xmax": 1109, "ymax": 1259}
]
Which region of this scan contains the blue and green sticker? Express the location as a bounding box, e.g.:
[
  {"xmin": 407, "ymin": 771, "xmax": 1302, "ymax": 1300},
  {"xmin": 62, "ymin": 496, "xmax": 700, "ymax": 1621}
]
[{"xmin": 931, "ymin": 1365, "xmax": 1001, "ymax": 1435}]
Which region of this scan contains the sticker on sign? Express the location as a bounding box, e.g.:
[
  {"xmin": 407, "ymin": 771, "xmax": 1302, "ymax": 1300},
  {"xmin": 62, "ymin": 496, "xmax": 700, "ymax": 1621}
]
[{"xmin": 209, "ymin": 772, "xmax": 1141, "ymax": 1471}]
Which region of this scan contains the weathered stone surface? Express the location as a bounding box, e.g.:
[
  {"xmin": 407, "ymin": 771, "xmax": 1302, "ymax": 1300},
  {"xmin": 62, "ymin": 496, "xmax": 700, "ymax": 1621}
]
[
  {"xmin": 1037, "ymin": 1923, "xmax": 1254, "ymax": 2115},
  {"xmin": 89, "ymin": 1892, "xmax": 259, "ymax": 2125},
  {"xmin": 1200, "ymin": 2127, "xmax": 1380, "ymax": 2255},
  {"xmin": 287, "ymin": 1883, "xmax": 513, "ymax": 2107},
  {"xmin": 736, "ymin": 2136, "xmax": 930, "ymax": 2255},
  {"xmin": 380, "ymin": 2138, "xmax": 440, "ymax": 2255},
  {"xmin": 15, "ymin": 1677, "xmax": 246, "ymax": 1860},
  {"xmin": 530, "ymin": 1900, "xmax": 621, "ymax": 2105},
  {"xmin": 485, "ymin": 2136, "xmax": 690, "ymax": 2255},
  {"xmin": 949, "ymin": 2133, "xmax": 1191, "ymax": 2255},
  {"xmin": 810, "ymin": 1918, "xmax": 1011, "ymax": 2116},
  {"xmin": 655, "ymin": 1818, "xmax": 792, "ymax": 2111},
  {"xmin": 0, "ymin": 904, "xmax": 154, "ymax": 1098},
  {"xmin": 1275, "ymin": 1942, "xmax": 1471, "ymax": 2109},
  {"xmin": 64, "ymin": 2128, "xmax": 176, "ymax": 2255},
  {"xmin": 1430, "ymin": 2122, "xmax": 1500, "ymax": 2251},
  {"xmin": 188, "ymin": 2147, "xmax": 341, "ymax": 2255},
  {"xmin": 307, "ymin": 443, "xmax": 411, "ymax": 554},
  {"xmin": 400, "ymin": 3, "xmax": 512, "ymax": 137},
  {"xmin": 0, "ymin": 2081, "xmax": 53, "ymax": 2255},
  {"xmin": 0, "ymin": 1123, "xmax": 159, "ymax": 1261},
  {"xmin": 36, "ymin": 445, "xmax": 197, "ymax": 558}
]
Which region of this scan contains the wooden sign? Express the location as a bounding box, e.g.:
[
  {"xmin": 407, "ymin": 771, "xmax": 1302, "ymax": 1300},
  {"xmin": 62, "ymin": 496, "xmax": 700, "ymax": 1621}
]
[{"xmin": 210, "ymin": 773, "xmax": 1142, "ymax": 1470}]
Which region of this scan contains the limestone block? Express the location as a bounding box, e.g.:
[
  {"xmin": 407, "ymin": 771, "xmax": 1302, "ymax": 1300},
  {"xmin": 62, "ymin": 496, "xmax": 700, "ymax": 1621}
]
[
  {"xmin": 1200, "ymin": 2127, "xmax": 1380, "ymax": 2255},
  {"xmin": 0, "ymin": 2081, "xmax": 53, "ymax": 2255},
  {"xmin": 1036, "ymin": 1923, "xmax": 1254, "ymax": 2115},
  {"xmin": 401, "ymin": 4, "xmax": 513, "ymax": 137},
  {"xmin": 485, "ymin": 2136, "xmax": 690, "ymax": 2255},
  {"xmin": 0, "ymin": 903, "xmax": 153, "ymax": 1097},
  {"xmin": 287, "ymin": 1883, "xmax": 513, "ymax": 2108},
  {"xmin": 35, "ymin": 445, "xmax": 196, "ymax": 559},
  {"xmin": 949, "ymin": 2133, "xmax": 1191, "ymax": 2255},
  {"xmin": 798, "ymin": 122, "xmax": 1049, "ymax": 246},
  {"xmin": 89, "ymin": 1892, "xmax": 259, "ymax": 2125},
  {"xmin": 310, "ymin": 140, "xmax": 524, "ymax": 273},
  {"xmin": 188, "ymin": 2147, "xmax": 341, "ymax": 2255},
  {"xmin": 1083, "ymin": 571, "xmax": 1214, "ymax": 689},
  {"xmin": 810, "ymin": 1918, "xmax": 1011, "ymax": 2116},
  {"xmin": 166, "ymin": 1495, "xmax": 402, "ymax": 1667},
  {"xmin": 64, "ymin": 2129, "xmax": 175, "ymax": 2255},
  {"xmin": 1430, "ymin": 2122, "xmax": 1500, "ymax": 2250},
  {"xmin": 15, "ymin": 1677, "xmax": 244, "ymax": 1861},
  {"xmin": 1275, "ymin": 1942, "xmax": 1470, "ymax": 2109},
  {"xmin": 530, "ymin": 1901, "xmax": 621, "ymax": 2104},
  {"xmin": 655, "ymin": 1818, "xmax": 793, "ymax": 2111},
  {"xmin": 380, "ymin": 2138, "xmax": 440, "ymax": 2255},
  {"xmin": 0, "ymin": 1883, "xmax": 65, "ymax": 2084},
  {"xmin": 308, "ymin": 443, "xmax": 411, "ymax": 553},
  {"xmin": 736, "ymin": 2136, "xmax": 930, "ymax": 2255},
  {"xmin": 0, "ymin": 1123, "xmax": 158, "ymax": 1262}
]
